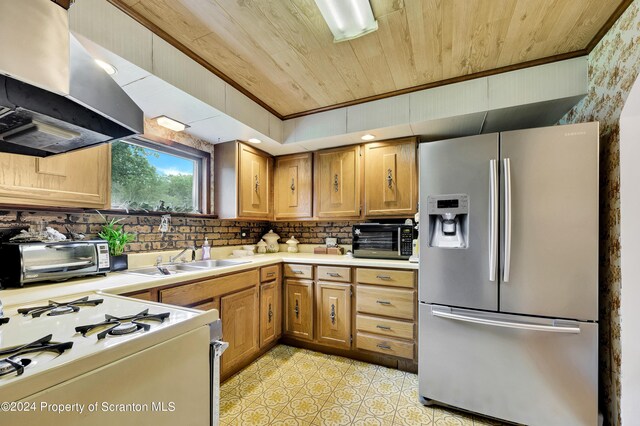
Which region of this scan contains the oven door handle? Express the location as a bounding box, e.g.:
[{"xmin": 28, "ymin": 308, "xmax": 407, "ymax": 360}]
[
  {"xmin": 46, "ymin": 243, "xmax": 93, "ymax": 250},
  {"xmin": 25, "ymin": 260, "xmax": 95, "ymax": 273},
  {"xmin": 210, "ymin": 338, "xmax": 228, "ymax": 426}
]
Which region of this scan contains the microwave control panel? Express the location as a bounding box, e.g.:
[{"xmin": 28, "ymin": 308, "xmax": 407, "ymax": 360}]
[{"xmin": 97, "ymin": 243, "xmax": 110, "ymax": 271}]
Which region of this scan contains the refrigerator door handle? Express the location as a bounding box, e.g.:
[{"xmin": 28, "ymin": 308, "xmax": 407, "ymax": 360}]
[
  {"xmin": 489, "ymin": 159, "xmax": 498, "ymax": 281},
  {"xmin": 503, "ymin": 158, "xmax": 512, "ymax": 282},
  {"xmin": 431, "ymin": 307, "xmax": 581, "ymax": 334}
]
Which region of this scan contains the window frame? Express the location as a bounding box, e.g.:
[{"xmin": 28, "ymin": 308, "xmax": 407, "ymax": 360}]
[{"xmin": 111, "ymin": 134, "xmax": 211, "ymax": 215}]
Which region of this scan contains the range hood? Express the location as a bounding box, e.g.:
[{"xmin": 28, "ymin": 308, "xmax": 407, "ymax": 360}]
[{"xmin": 0, "ymin": 0, "xmax": 143, "ymax": 157}]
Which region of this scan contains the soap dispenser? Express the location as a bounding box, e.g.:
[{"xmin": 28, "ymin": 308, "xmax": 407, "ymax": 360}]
[{"xmin": 202, "ymin": 237, "xmax": 211, "ymax": 260}]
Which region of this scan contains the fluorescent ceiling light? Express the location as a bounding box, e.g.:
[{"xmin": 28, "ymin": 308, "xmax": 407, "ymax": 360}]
[
  {"xmin": 361, "ymin": 134, "xmax": 375, "ymax": 141},
  {"xmin": 94, "ymin": 59, "xmax": 117, "ymax": 75},
  {"xmin": 155, "ymin": 115, "xmax": 189, "ymax": 132},
  {"xmin": 248, "ymin": 138, "xmax": 262, "ymax": 144},
  {"xmin": 315, "ymin": 0, "xmax": 378, "ymax": 43}
]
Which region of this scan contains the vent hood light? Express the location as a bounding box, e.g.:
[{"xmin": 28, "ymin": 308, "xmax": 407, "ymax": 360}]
[
  {"xmin": 361, "ymin": 134, "xmax": 375, "ymax": 141},
  {"xmin": 314, "ymin": 0, "xmax": 378, "ymax": 42},
  {"xmin": 94, "ymin": 59, "xmax": 117, "ymax": 75},
  {"xmin": 156, "ymin": 116, "xmax": 189, "ymax": 132},
  {"xmin": 248, "ymin": 138, "xmax": 262, "ymax": 144}
]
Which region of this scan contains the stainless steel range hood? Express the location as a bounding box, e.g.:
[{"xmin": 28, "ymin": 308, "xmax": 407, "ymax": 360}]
[{"xmin": 0, "ymin": 0, "xmax": 143, "ymax": 157}]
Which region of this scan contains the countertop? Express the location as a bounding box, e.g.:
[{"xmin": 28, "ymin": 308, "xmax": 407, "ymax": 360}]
[{"xmin": 0, "ymin": 253, "xmax": 418, "ymax": 308}]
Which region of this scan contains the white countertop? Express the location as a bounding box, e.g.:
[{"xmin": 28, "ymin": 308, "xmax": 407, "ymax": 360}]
[{"xmin": 0, "ymin": 252, "xmax": 418, "ymax": 308}]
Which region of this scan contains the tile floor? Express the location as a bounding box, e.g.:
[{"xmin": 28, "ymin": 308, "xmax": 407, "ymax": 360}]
[{"xmin": 220, "ymin": 345, "xmax": 505, "ymax": 425}]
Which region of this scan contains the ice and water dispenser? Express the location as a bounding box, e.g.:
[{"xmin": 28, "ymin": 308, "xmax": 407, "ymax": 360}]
[{"xmin": 426, "ymin": 194, "xmax": 469, "ymax": 249}]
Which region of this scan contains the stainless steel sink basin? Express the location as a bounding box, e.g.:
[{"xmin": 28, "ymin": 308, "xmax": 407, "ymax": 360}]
[
  {"xmin": 125, "ymin": 264, "xmax": 204, "ymax": 276},
  {"xmin": 124, "ymin": 259, "xmax": 251, "ymax": 276},
  {"xmin": 189, "ymin": 259, "xmax": 251, "ymax": 268}
]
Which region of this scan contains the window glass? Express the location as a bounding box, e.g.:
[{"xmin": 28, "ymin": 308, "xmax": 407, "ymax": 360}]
[{"xmin": 111, "ymin": 139, "xmax": 202, "ymax": 213}]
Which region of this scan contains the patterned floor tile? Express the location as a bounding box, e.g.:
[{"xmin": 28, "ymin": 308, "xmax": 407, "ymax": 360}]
[{"xmin": 219, "ymin": 345, "xmax": 505, "ymax": 426}]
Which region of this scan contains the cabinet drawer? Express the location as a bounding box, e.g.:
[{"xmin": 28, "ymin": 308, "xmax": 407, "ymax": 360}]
[
  {"xmin": 356, "ymin": 314, "xmax": 414, "ymax": 340},
  {"xmin": 356, "ymin": 285, "xmax": 415, "ymax": 320},
  {"xmin": 160, "ymin": 281, "xmax": 213, "ymax": 307},
  {"xmin": 284, "ymin": 264, "xmax": 313, "ymax": 279},
  {"xmin": 356, "ymin": 332, "xmax": 414, "ymax": 359},
  {"xmin": 317, "ymin": 266, "xmax": 351, "ymax": 283},
  {"xmin": 124, "ymin": 290, "xmax": 153, "ymax": 301},
  {"xmin": 261, "ymin": 265, "xmax": 280, "ymax": 282},
  {"xmin": 356, "ymin": 268, "xmax": 415, "ymax": 288}
]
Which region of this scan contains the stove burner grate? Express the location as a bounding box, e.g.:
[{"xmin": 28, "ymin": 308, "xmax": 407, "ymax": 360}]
[
  {"xmin": 0, "ymin": 335, "xmax": 73, "ymax": 377},
  {"xmin": 18, "ymin": 296, "xmax": 104, "ymax": 318},
  {"xmin": 0, "ymin": 317, "xmax": 9, "ymax": 326},
  {"xmin": 75, "ymin": 309, "xmax": 170, "ymax": 340}
]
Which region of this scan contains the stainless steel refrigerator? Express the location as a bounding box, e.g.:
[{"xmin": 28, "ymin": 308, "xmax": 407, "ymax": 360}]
[{"xmin": 418, "ymin": 122, "xmax": 599, "ymax": 426}]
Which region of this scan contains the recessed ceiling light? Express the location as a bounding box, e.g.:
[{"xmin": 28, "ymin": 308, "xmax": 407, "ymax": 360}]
[
  {"xmin": 248, "ymin": 138, "xmax": 262, "ymax": 144},
  {"xmin": 155, "ymin": 115, "xmax": 189, "ymax": 132},
  {"xmin": 361, "ymin": 134, "xmax": 375, "ymax": 141},
  {"xmin": 94, "ymin": 59, "xmax": 117, "ymax": 75},
  {"xmin": 315, "ymin": 0, "xmax": 378, "ymax": 42}
]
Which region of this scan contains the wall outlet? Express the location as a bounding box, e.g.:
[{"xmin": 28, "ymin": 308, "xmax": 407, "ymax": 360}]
[
  {"xmin": 159, "ymin": 215, "xmax": 171, "ymax": 233},
  {"xmin": 241, "ymin": 227, "xmax": 250, "ymax": 239}
]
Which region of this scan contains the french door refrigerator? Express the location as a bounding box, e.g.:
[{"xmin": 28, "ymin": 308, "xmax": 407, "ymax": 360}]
[{"xmin": 418, "ymin": 122, "xmax": 599, "ymax": 426}]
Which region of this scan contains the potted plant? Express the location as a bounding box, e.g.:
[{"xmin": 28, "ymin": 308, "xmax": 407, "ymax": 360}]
[{"xmin": 98, "ymin": 215, "xmax": 135, "ymax": 271}]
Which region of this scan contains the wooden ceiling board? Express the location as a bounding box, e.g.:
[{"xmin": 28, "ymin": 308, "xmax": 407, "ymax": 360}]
[{"xmin": 108, "ymin": 0, "xmax": 632, "ymax": 119}]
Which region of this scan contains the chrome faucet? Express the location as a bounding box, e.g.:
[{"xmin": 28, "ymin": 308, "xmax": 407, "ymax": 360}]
[{"xmin": 169, "ymin": 245, "xmax": 197, "ymax": 263}]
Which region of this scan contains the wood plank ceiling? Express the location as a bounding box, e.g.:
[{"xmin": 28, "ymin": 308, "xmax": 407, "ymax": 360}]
[{"xmin": 109, "ymin": 0, "xmax": 631, "ymax": 119}]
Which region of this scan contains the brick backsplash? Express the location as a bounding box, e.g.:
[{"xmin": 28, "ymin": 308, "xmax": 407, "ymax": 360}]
[{"xmin": 0, "ymin": 211, "xmax": 364, "ymax": 253}]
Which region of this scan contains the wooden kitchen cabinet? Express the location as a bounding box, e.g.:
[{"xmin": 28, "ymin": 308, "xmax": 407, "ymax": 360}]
[
  {"xmin": 314, "ymin": 145, "xmax": 361, "ymax": 218},
  {"xmin": 0, "ymin": 144, "xmax": 110, "ymax": 208},
  {"xmin": 364, "ymin": 138, "xmax": 417, "ymax": 217},
  {"xmin": 214, "ymin": 141, "xmax": 272, "ymax": 219},
  {"xmin": 260, "ymin": 280, "xmax": 281, "ymax": 348},
  {"xmin": 274, "ymin": 153, "xmax": 313, "ymax": 219},
  {"xmin": 284, "ymin": 279, "xmax": 314, "ymax": 341},
  {"xmin": 316, "ymin": 282, "xmax": 351, "ymax": 349},
  {"xmin": 221, "ymin": 286, "xmax": 259, "ymax": 375}
]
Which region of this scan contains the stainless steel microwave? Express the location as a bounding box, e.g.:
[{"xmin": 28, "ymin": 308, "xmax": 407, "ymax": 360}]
[
  {"xmin": 0, "ymin": 240, "xmax": 111, "ymax": 287},
  {"xmin": 352, "ymin": 224, "xmax": 414, "ymax": 260}
]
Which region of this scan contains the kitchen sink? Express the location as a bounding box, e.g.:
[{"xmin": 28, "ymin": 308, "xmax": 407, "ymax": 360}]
[
  {"xmin": 189, "ymin": 259, "xmax": 251, "ymax": 268},
  {"xmin": 124, "ymin": 259, "xmax": 251, "ymax": 276},
  {"xmin": 125, "ymin": 264, "xmax": 204, "ymax": 276}
]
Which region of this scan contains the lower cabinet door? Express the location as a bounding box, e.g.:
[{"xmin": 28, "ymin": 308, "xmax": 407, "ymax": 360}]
[
  {"xmin": 285, "ymin": 279, "xmax": 314, "ymax": 341},
  {"xmin": 316, "ymin": 282, "xmax": 352, "ymax": 349},
  {"xmin": 221, "ymin": 286, "xmax": 259, "ymax": 375},
  {"xmin": 260, "ymin": 281, "xmax": 279, "ymax": 347}
]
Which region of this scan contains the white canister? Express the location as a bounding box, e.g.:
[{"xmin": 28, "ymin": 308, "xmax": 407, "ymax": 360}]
[
  {"xmin": 286, "ymin": 236, "xmax": 299, "ymax": 253},
  {"xmin": 256, "ymin": 239, "xmax": 267, "ymax": 254},
  {"xmin": 262, "ymin": 230, "xmax": 280, "ymax": 253}
]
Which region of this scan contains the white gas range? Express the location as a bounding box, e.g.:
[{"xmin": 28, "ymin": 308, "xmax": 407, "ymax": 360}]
[{"xmin": 0, "ymin": 292, "xmax": 223, "ymax": 425}]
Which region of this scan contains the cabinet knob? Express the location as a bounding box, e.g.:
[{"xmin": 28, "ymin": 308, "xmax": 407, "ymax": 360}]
[
  {"xmin": 254, "ymin": 175, "xmax": 260, "ymax": 193},
  {"xmin": 329, "ymin": 303, "xmax": 336, "ymax": 325},
  {"xmin": 387, "ymin": 168, "xmax": 394, "ymax": 188},
  {"xmin": 290, "ymin": 178, "xmax": 295, "ymax": 192},
  {"xmin": 294, "ymin": 299, "xmax": 300, "ymax": 318},
  {"xmin": 333, "ymin": 174, "xmax": 339, "ymax": 192},
  {"xmin": 268, "ymin": 303, "xmax": 273, "ymax": 323}
]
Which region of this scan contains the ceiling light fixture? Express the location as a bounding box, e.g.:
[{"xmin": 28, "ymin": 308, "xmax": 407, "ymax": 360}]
[
  {"xmin": 314, "ymin": 0, "xmax": 378, "ymax": 43},
  {"xmin": 248, "ymin": 138, "xmax": 262, "ymax": 144},
  {"xmin": 94, "ymin": 59, "xmax": 117, "ymax": 75},
  {"xmin": 155, "ymin": 115, "xmax": 189, "ymax": 132},
  {"xmin": 361, "ymin": 134, "xmax": 376, "ymax": 141}
]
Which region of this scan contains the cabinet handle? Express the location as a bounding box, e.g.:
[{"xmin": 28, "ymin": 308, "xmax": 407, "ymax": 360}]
[
  {"xmin": 376, "ymin": 343, "xmax": 392, "ymax": 350},
  {"xmin": 376, "ymin": 300, "xmax": 391, "ymax": 305},
  {"xmin": 387, "ymin": 168, "xmax": 393, "ymax": 188},
  {"xmin": 294, "ymin": 299, "xmax": 299, "ymax": 318},
  {"xmin": 376, "ymin": 275, "xmax": 391, "ymax": 280},
  {"xmin": 376, "ymin": 325, "xmax": 391, "ymax": 330},
  {"xmin": 268, "ymin": 303, "xmax": 273, "ymax": 323},
  {"xmin": 333, "ymin": 174, "xmax": 339, "ymax": 192},
  {"xmin": 292, "ymin": 270, "xmax": 304, "ymax": 274},
  {"xmin": 330, "ymin": 304, "xmax": 336, "ymax": 325},
  {"xmin": 290, "ymin": 178, "xmax": 295, "ymax": 192},
  {"xmin": 266, "ymin": 272, "xmax": 276, "ymax": 277},
  {"xmin": 328, "ymin": 272, "xmax": 342, "ymax": 277},
  {"xmin": 254, "ymin": 174, "xmax": 260, "ymax": 193}
]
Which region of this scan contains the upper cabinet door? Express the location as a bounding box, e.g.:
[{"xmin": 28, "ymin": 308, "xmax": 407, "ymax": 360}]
[
  {"xmin": 364, "ymin": 138, "xmax": 418, "ymax": 217},
  {"xmin": 315, "ymin": 145, "xmax": 361, "ymax": 218},
  {"xmin": 274, "ymin": 153, "xmax": 313, "ymax": 220},
  {"xmin": 0, "ymin": 145, "xmax": 111, "ymax": 209},
  {"xmin": 238, "ymin": 143, "xmax": 272, "ymax": 218}
]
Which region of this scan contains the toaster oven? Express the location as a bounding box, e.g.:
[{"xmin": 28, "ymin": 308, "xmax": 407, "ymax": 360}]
[
  {"xmin": 352, "ymin": 224, "xmax": 415, "ymax": 260},
  {"xmin": 0, "ymin": 240, "xmax": 110, "ymax": 287}
]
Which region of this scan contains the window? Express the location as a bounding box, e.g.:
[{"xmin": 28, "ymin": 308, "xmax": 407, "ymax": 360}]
[{"xmin": 110, "ymin": 138, "xmax": 209, "ymax": 214}]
